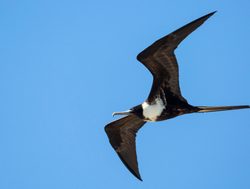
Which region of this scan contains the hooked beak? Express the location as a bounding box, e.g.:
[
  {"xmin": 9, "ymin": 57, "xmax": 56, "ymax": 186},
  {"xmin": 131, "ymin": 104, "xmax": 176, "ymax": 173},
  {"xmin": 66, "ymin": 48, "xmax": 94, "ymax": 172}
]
[{"xmin": 112, "ymin": 110, "xmax": 133, "ymax": 117}]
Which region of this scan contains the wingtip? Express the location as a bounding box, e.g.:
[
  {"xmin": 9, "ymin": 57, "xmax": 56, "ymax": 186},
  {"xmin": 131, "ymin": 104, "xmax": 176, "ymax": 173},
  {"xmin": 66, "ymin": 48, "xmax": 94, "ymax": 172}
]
[
  {"xmin": 209, "ymin": 11, "xmax": 217, "ymax": 15},
  {"xmin": 117, "ymin": 153, "xmax": 143, "ymax": 181},
  {"xmin": 202, "ymin": 11, "xmax": 217, "ymax": 20},
  {"xmin": 131, "ymin": 169, "xmax": 143, "ymax": 181},
  {"xmin": 133, "ymin": 169, "xmax": 143, "ymax": 181},
  {"xmin": 133, "ymin": 171, "xmax": 143, "ymax": 181},
  {"xmin": 137, "ymin": 175, "xmax": 143, "ymax": 181}
]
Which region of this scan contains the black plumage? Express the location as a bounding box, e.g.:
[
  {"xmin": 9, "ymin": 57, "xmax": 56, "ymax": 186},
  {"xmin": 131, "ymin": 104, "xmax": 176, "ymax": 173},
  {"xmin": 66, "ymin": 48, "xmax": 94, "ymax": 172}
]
[{"xmin": 105, "ymin": 11, "xmax": 250, "ymax": 181}]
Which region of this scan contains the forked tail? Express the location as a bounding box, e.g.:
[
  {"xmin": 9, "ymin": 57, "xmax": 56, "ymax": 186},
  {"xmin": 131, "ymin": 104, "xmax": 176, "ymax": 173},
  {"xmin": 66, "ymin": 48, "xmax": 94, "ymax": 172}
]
[{"xmin": 197, "ymin": 105, "xmax": 250, "ymax": 113}]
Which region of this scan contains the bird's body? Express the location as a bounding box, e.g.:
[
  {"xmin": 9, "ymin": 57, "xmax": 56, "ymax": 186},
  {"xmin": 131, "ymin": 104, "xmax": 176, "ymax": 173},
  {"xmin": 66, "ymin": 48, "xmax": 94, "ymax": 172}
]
[
  {"xmin": 105, "ymin": 11, "xmax": 250, "ymax": 181},
  {"xmin": 131, "ymin": 97, "xmax": 195, "ymax": 122}
]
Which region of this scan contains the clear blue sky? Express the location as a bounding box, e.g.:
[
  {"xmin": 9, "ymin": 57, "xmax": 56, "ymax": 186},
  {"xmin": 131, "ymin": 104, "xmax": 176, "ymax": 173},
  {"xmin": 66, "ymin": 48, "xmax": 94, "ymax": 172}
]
[{"xmin": 0, "ymin": 1, "xmax": 249, "ymax": 189}]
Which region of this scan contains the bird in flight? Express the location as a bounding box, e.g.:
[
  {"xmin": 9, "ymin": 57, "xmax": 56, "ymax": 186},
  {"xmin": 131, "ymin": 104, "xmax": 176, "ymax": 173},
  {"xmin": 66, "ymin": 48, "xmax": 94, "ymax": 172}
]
[{"xmin": 105, "ymin": 11, "xmax": 250, "ymax": 181}]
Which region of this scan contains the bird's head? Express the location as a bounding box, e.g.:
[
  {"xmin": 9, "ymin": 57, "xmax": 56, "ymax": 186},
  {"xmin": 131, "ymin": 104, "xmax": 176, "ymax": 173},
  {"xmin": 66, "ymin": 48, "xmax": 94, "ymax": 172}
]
[{"xmin": 112, "ymin": 104, "xmax": 144, "ymax": 119}]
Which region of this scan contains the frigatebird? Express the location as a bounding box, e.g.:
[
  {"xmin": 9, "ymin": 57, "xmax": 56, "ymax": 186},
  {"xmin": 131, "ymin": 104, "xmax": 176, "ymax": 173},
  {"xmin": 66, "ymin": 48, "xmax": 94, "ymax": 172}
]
[{"xmin": 105, "ymin": 11, "xmax": 250, "ymax": 181}]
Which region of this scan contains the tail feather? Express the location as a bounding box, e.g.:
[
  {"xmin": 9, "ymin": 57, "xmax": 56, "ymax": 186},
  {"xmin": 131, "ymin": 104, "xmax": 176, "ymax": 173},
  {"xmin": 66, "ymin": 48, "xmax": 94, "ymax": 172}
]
[{"xmin": 197, "ymin": 105, "xmax": 250, "ymax": 113}]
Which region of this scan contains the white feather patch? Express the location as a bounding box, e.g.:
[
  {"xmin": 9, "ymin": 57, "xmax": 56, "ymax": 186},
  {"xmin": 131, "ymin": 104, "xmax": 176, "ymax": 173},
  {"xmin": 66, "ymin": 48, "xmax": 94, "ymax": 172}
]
[{"xmin": 142, "ymin": 98, "xmax": 165, "ymax": 121}]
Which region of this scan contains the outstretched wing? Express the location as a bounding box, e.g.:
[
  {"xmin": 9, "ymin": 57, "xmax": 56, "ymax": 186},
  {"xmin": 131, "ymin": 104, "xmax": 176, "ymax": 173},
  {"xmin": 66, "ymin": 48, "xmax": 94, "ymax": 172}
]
[
  {"xmin": 137, "ymin": 11, "xmax": 216, "ymax": 103},
  {"xmin": 105, "ymin": 115, "xmax": 146, "ymax": 181}
]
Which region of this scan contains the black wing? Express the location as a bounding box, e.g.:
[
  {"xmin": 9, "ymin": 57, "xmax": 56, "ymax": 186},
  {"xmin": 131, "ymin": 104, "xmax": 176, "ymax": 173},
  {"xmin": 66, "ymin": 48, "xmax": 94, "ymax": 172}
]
[
  {"xmin": 137, "ymin": 11, "xmax": 216, "ymax": 103},
  {"xmin": 105, "ymin": 115, "xmax": 146, "ymax": 181}
]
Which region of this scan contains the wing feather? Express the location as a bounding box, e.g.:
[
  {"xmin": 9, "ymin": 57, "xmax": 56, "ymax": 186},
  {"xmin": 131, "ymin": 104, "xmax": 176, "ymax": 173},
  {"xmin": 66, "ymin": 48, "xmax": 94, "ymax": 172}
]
[
  {"xmin": 137, "ymin": 11, "xmax": 216, "ymax": 103},
  {"xmin": 105, "ymin": 115, "xmax": 146, "ymax": 181}
]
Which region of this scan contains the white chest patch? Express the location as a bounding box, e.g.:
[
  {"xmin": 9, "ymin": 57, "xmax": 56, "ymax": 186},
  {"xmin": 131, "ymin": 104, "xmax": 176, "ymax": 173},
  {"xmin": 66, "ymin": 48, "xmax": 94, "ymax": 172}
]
[{"xmin": 142, "ymin": 98, "xmax": 165, "ymax": 121}]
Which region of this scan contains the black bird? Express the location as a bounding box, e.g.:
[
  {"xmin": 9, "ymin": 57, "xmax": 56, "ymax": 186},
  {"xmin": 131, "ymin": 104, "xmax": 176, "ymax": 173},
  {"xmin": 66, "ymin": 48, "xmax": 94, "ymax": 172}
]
[{"xmin": 105, "ymin": 11, "xmax": 250, "ymax": 181}]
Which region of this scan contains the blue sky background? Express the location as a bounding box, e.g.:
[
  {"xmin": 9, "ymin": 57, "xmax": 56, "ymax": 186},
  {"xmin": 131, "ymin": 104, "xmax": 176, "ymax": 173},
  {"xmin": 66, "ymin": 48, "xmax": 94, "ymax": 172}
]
[{"xmin": 0, "ymin": 1, "xmax": 250, "ymax": 189}]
